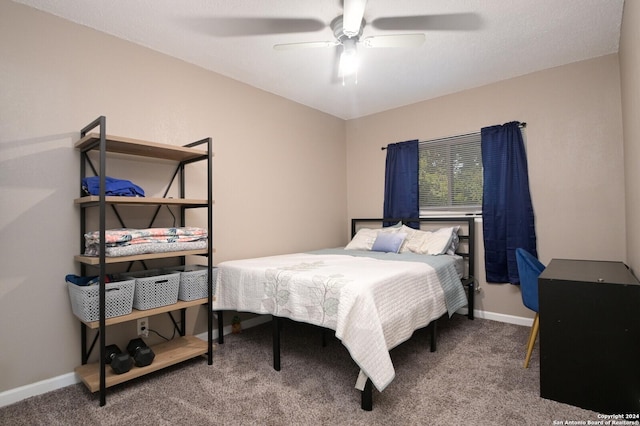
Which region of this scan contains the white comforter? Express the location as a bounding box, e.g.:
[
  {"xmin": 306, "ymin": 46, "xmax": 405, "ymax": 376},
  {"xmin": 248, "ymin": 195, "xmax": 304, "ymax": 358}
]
[{"xmin": 213, "ymin": 252, "xmax": 466, "ymax": 392}]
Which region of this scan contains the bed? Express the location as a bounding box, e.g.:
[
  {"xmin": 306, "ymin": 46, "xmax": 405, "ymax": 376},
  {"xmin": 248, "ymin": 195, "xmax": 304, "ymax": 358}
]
[{"xmin": 213, "ymin": 217, "xmax": 476, "ymax": 410}]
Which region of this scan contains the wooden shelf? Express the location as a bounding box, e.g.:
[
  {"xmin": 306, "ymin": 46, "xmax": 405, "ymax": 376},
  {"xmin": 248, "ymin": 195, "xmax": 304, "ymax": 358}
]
[
  {"xmin": 74, "ymin": 196, "xmax": 210, "ymax": 207},
  {"xmin": 75, "ymin": 133, "xmax": 209, "ymax": 162},
  {"xmin": 75, "ymin": 336, "xmax": 209, "ymax": 392},
  {"xmin": 73, "ymin": 118, "xmax": 214, "ymax": 405},
  {"xmin": 75, "ymin": 249, "xmax": 210, "ymax": 265},
  {"xmin": 81, "ymin": 298, "xmax": 209, "ymax": 329}
]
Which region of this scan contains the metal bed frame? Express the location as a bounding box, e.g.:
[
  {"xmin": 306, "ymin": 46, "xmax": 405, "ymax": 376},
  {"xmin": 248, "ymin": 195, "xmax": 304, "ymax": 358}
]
[{"xmin": 270, "ymin": 217, "xmax": 477, "ymax": 411}]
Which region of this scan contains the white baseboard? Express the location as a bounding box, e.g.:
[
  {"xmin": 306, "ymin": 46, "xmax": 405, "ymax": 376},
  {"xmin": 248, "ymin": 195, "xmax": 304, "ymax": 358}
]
[
  {"xmin": 472, "ymin": 309, "xmax": 534, "ymax": 326},
  {"xmin": 0, "ymin": 311, "xmax": 530, "ymax": 408},
  {"xmin": 0, "ymin": 372, "xmax": 79, "ymax": 408}
]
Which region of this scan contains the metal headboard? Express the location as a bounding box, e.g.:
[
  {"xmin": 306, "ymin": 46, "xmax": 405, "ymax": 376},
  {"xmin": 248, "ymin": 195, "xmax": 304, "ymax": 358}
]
[
  {"xmin": 351, "ymin": 217, "xmax": 477, "ymax": 320},
  {"xmin": 350, "ymin": 217, "xmax": 475, "ymax": 280}
]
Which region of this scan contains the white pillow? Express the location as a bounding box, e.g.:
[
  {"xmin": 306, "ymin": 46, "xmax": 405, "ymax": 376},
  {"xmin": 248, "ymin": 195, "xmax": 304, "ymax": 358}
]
[
  {"xmin": 401, "ymin": 226, "xmax": 456, "ymax": 255},
  {"xmin": 399, "ymin": 225, "xmax": 419, "ymax": 253},
  {"xmin": 345, "ymin": 226, "xmax": 399, "ymax": 251},
  {"xmin": 344, "ymin": 228, "xmax": 377, "ymax": 250},
  {"xmin": 423, "ymin": 227, "xmax": 456, "ymax": 255},
  {"xmin": 402, "ymin": 228, "xmax": 432, "ymax": 254}
]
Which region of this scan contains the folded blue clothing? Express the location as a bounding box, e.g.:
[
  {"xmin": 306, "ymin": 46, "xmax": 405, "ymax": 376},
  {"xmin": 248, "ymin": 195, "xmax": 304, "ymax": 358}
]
[
  {"xmin": 65, "ymin": 274, "xmax": 100, "ymax": 286},
  {"xmin": 81, "ymin": 176, "xmax": 145, "ymax": 197},
  {"xmin": 65, "ymin": 274, "xmax": 118, "ymax": 286}
]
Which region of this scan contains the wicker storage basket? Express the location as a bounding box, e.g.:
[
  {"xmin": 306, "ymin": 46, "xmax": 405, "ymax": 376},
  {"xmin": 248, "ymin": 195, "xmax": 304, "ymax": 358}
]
[
  {"xmin": 170, "ymin": 265, "xmax": 217, "ymax": 301},
  {"xmin": 126, "ymin": 270, "xmax": 180, "ymax": 310},
  {"xmin": 67, "ymin": 279, "xmax": 135, "ymax": 322}
]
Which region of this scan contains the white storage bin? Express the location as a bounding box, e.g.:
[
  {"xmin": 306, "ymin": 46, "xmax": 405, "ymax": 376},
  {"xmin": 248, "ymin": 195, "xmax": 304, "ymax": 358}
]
[
  {"xmin": 67, "ymin": 279, "xmax": 135, "ymax": 322},
  {"xmin": 126, "ymin": 270, "xmax": 180, "ymax": 310},
  {"xmin": 169, "ymin": 265, "xmax": 217, "ymax": 301}
]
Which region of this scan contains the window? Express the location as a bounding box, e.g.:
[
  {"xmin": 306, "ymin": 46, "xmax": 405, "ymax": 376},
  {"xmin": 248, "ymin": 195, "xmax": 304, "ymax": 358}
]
[{"xmin": 418, "ymin": 132, "xmax": 482, "ymax": 214}]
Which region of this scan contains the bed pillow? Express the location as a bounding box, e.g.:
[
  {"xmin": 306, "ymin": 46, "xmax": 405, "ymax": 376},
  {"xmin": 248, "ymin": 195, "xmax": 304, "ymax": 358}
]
[
  {"xmin": 398, "ymin": 225, "xmax": 419, "ymax": 253},
  {"xmin": 446, "ymin": 225, "xmax": 461, "ymax": 255},
  {"xmin": 424, "ymin": 227, "xmax": 456, "ymax": 255},
  {"xmin": 344, "ymin": 226, "xmax": 400, "ymax": 251},
  {"xmin": 344, "ymin": 228, "xmax": 378, "ymax": 250},
  {"xmin": 404, "ymin": 230, "xmax": 431, "ymax": 254},
  {"xmin": 401, "ymin": 226, "xmax": 456, "ymax": 255},
  {"xmin": 371, "ymin": 232, "xmax": 407, "ymax": 253}
]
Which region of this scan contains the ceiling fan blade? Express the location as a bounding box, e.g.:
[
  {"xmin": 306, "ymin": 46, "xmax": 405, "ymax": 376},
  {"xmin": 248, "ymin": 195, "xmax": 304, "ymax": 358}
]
[
  {"xmin": 362, "ymin": 34, "xmax": 426, "ymax": 48},
  {"xmin": 343, "ymin": 0, "xmax": 367, "ymax": 37},
  {"xmin": 273, "ymin": 41, "xmax": 338, "ymax": 51},
  {"xmin": 188, "ymin": 17, "xmax": 326, "ymax": 37},
  {"xmin": 371, "ymin": 13, "xmax": 483, "ymax": 31}
]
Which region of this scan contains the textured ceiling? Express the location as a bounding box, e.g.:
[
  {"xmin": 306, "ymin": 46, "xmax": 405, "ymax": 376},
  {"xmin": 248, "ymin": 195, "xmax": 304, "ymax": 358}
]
[{"xmin": 13, "ymin": 0, "xmax": 625, "ymax": 119}]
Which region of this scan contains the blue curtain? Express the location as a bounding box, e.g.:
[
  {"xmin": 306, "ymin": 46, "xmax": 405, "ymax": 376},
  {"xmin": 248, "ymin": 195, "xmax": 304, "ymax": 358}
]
[
  {"xmin": 481, "ymin": 122, "xmax": 537, "ymax": 284},
  {"xmin": 383, "ymin": 140, "xmax": 419, "ymax": 228}
]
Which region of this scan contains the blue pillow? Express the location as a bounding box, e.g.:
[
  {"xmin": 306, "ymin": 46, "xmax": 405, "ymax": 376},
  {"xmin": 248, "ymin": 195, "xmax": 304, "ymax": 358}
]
[{"xmin": 371, "ymin": 232, "xmax": 407, "ymax": 253}]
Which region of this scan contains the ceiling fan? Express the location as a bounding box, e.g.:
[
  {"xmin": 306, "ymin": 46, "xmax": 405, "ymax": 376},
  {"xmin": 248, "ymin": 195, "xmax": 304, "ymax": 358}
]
[{"xmin": 271, "ymin": 0, "xmax": 482, "ymax": 83}]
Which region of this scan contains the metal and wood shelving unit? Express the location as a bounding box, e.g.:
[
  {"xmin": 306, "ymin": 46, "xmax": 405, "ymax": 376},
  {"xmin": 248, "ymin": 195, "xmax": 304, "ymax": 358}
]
[{"xmin": 74, "ymin": 116, "xmax": 216, "ymax": 406}]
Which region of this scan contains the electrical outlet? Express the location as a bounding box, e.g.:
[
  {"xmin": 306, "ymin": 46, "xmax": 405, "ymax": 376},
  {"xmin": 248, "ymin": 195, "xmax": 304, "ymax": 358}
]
[{"xmin": 137, "ymin": 317, "xmax": 149, "ymax": 337}]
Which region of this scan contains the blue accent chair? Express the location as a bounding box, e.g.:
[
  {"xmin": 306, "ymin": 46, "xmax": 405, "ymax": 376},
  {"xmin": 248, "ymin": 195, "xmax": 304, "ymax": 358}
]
[{"xmin": 515, "ymin": 248, "xmax": 546, "ymax": 368}]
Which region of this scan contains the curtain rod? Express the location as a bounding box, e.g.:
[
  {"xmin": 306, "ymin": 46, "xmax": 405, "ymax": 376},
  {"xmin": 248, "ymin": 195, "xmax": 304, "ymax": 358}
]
[{"xmin": 380, "ymin": 122, "xmax": 527, "ymax": 150}]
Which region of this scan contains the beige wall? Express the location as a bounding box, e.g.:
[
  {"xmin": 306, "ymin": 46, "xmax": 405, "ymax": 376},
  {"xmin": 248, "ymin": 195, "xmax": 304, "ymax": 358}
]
[
  {"xmin": 0, "ymin": 1, "xmax": 346, "ymax": 393},
  {"xmin": 620, "ymin": 0, "xmax": 640, "ymax": 276},
  {"xmin": 346, "ymin": 53, "xmax": 625, "ymax": 319}
]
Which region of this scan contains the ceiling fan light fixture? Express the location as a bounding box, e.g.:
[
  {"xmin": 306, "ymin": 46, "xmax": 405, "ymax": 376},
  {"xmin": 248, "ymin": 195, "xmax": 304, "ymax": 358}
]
[{"xmin": 339, "ymin": 38, "xmax": 359, "ymax": 77}]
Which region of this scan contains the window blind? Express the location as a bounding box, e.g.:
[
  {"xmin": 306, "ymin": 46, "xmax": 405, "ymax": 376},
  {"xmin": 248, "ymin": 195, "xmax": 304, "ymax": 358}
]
[{"xmin": 418, "ymin": 132, "xmax": 483, "ymax": 212}]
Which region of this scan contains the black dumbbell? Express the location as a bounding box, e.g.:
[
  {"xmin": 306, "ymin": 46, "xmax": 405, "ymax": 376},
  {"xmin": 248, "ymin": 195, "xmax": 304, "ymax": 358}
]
[
  {"xmin": 126, "ymin": 338, "xmax": 155, "ymax": 367},
  {"xmin": 105, "ymin": 344, "xmax": 133, "ymax": 374}
]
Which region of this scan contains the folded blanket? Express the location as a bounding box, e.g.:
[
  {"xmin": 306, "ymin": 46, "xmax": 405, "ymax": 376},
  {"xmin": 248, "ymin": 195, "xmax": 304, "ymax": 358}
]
[
  {"xmin": 84, "ymin": 227, "xmax": 208, "ymax": 246},
  {"xmin": 84, "ymin": 239, "xmax": 208, "ymax": 257},
  {"xmin": 82, "ymin": 176, "xmax": 145, "ymax": 197}
]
